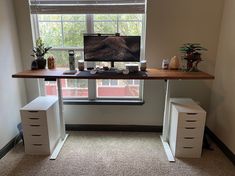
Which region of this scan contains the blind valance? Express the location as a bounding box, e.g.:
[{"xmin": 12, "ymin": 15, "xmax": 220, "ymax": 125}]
[{"xmin": 29, "ymin": 0, "xmax": 146, "ymax": 14}]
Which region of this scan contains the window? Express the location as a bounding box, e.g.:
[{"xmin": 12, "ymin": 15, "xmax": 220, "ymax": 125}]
[{"xmin": 30, "ymin": 0, "xmax": 146, "ymax": 102}]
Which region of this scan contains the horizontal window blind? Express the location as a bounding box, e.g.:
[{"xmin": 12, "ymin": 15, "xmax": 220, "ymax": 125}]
[{"xmin": 29, "ymin": 0, "xmax": 146, "ymax": 14}]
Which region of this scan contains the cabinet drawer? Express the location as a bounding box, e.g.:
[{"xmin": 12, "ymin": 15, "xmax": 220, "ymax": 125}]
[
  {"xmin": 22, "ymin": 117, "xmax": 47, "ymax": 127},
  {"xmin": 22, "ymin": 124, "xmax": 48, "ymax": 136},
  {"xmin": 21, "ymin": 111, "xmax": 47, "ymax": 127},
  {"xmin": 25, "ymin": 143, "xmax": 50, "ymax": 155},
  {"xmin": 177, "ymin": 127, "xmax": 204, "ymax": 138},
  {"xmin": 178, "ymin": 112, "xmax": 205, "ymax": 127},
  {"xmin": 24, "ymin": 133, "xmax": 49, "ymax": 144},
  {"xmin": 175, "ymin": 146, "xmax": 202, "ymax": 158},
  {"xmin": 176, "ymin": 137, "xmax": 202, "ymax": 148},
  {"xmin": 21, "ymin": 110, "xmax": 46, "ymax": 120}
]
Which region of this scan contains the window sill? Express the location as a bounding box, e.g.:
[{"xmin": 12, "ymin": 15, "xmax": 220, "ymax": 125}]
[{"xmin": 63, "ymin": 99, "xmax": 145, "ymax": 105}]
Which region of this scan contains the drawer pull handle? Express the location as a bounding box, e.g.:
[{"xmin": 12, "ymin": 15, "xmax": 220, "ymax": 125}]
[
  {"xmin": 183, "ymin": 147, "xmax": 193, "ymax": 149},
  {"xmin": 186, "ymin": 120, "xmax": 197, "ymax": 122},
  {"xmin": 28, "ymin": 111, "xmax": 39, "ymax": 113},
  {"xmin": 186, "ymin": 113, "xmax": 198, "ymax": 115},
  {"xmin": 32, "ymin": 134, "xmax": 41, "ymax": 137},
  {"xmin": 29, "ymin": 118, "xmax": 40, "ymax": 120},
  {"xmin": 184, "ymin": 137, "xmax": 195, "ymax": 139},
  {"xmin": 32, "ymin": 144, "xmax": 42, "ymax": 146},
  {"xmin": 185, "ymin": 127, "xmax": 196, "ymax": 129},
  {"xmin": 30, "ymin": 125, "xmax": 40, "ymax": 127}
]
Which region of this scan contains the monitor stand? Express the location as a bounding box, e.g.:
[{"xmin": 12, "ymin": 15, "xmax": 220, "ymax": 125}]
[{"xmin": 110, "ymin": 61, "xmax": 116, "ymax": 70}]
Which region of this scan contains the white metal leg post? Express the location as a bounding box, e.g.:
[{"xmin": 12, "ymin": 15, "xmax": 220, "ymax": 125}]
[
  {"xmin": 50, "ymin": 79, "xmax": 69, "ymax": 160},
  {"xmin": 160, "ymin": 80, "xmax": 175, "ymax": 162}
]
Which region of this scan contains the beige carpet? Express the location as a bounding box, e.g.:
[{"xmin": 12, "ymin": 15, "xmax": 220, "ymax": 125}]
[{"xmin": 0, "ymin": 131, "xmax": 234, "ymax": 176}]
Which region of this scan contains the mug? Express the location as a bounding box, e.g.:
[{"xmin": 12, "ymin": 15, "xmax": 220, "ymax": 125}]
[
  {"xmin": 78, "ymin": 60, "xmax": 84, "ymax": 71},
  {"xmin": 140, "ymin": 60, "xmax": 147, "ymax": 71}
]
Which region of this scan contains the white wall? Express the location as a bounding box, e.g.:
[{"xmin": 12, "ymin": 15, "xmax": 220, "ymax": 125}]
[
  {"xmin": 145, "ymin": 0, "xmax": 224, "ymax": 111},
  {"xmin": 207, "ymin": 0, "xmax": 235, "ymax": 153},
  {"xmin": 145, "ymin": 0, "xmax": 223, "ymax": 74},
  {"xmin": 13, "ymin": 0, "xmax": 224, "ymax": 126},
  {"xmin": 0, "ymin": 0, "xmax": 27, "ymax": 149},
  {"xmin": 13, "ymin": 0, "xmax": 39, "ymax": 102}
]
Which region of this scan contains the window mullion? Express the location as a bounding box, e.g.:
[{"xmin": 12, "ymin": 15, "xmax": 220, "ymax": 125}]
[
  {"xmin": 139, "ymin": 14, "xmax": 146, "ymax": 100},
  {"xmin": 117, "ymin": 15, "xmax": 119, "ymax": 34},
  {"xmin": 86, "ymin": 14, "xmax": 96, "ymax": 100},
  {"xmin": 61, "ymin": 15, "xmax": 65, "ymax": 47}
]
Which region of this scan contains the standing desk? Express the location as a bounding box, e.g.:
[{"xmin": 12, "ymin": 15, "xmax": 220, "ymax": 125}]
[{"xmin": 12, "ymin": 68, "xmax": 214, "ymax": 161}]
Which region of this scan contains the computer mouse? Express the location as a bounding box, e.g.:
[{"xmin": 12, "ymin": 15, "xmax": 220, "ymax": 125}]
[
  {"xmin": 90, "ymin": 69, "xmax": 97, "ymax": 74},
  {"xmin": 123, "ymin": 69, "xmax": 129, "ymax": 75}
]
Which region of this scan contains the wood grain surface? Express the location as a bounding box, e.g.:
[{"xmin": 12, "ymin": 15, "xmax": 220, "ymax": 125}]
[{"xmin": 12, "ymin": 68, "xmax": 214, "ymax": 80}]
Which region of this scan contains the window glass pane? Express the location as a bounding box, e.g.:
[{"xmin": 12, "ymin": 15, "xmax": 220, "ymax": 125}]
[
  {"xmin": 44, "ymin": 79, "xmax": 88, "ymax": 98},
  {"xmin": 97, "ymin": 79, "xmax": 139, "ymax": 98},
  {"xmin": 45, "ymin": 81, "xmax": 57, "ymax": 96},
  {"xmin": 63, "ymin": 22, "xmax": 86, "ymax": 47},
  {"xmin": 94, "ymin": 22, "xmax": 117, "ymax": 34},
  {"xmin": 94, "ymin": 14, "xmax": 117, "ymax": 21},
  {"xmin": 94, "ymin": 14, "xmax": 117, "ymax": 34},
  {"xmin": 111, "ymin": 80, "xmax": 118, "ymax": 85},
  {"xmin": 127, "ymin": 80, "xmax": 133, "ymax": 84},
  {"xmin": 119, "ymin": 14, "xmax": 142, "ymax": 21},
  {"xmin": 38, "ymin": 15, "xmax": 61, "ymax": 21},
  {"xmin": 134, "ymin": 80, "xmax": 140, "ymax": 85},
  {"xmin": 63, "ymin": 79, "xmax": 88, "ymax": 98},
  {"xmin": 39, "ymin": 22, "xmax": 63, "ymax": 47},
  {"xmin": 62, "ymin": 15, "xmax": 86, "ymax": 21},
  {"xmin": 45, "ymin": 50, "xmax": 83, "ymax": 68},
  {"xmin": 119, "ymin": 22, "xmax": 142, "ymax": 36},
  {"xmin": 102, "ymin": 80, "xmax": 109, "ymax": 86}
]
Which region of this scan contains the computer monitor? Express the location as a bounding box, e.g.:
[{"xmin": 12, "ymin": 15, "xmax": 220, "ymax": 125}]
[{"xmin": 84, "ymin": 34, "xmax": 141, "ymax": 67}]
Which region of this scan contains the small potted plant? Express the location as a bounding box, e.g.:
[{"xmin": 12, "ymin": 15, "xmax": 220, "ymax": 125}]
[
  {"xmin": 180, "ymin": 43, "xmax": 207, "ymax": 72},
  {"xmin": 31, "ymin": 37, "xmax": 52, "ymax": 69}
]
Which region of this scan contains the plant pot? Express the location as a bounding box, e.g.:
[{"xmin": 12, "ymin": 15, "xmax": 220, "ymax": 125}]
[
  {"xmin": 36, "ymin": 57, "xmax": 46, "ymax": 69},
  {"xmin": 186, "ymin": 60, "xmax": 200, "ymax": 72}
]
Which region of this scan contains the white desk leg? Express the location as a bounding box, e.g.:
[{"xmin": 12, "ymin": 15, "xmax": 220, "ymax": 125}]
[
  {"xmin": 160, "ymin": 80, "xmax": 175, "ymax": 162},
  {"xmin": 50, "ymin": 79, "xmax": 69, "ymax": 160}
]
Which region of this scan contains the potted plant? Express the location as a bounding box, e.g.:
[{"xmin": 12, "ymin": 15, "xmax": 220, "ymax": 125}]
[
  {"xmin": 180, "ymin": 43, "xmax": 207, "ymax": 71},
  {"xmin": 31, "ymin": 37, "xmax": 52, "ymax": 69}
]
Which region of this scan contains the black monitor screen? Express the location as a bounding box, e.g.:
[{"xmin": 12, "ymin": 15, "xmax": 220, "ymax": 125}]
[{"xmin": 84, "ymin": 35, "xmax": 141, "ymax": 62}]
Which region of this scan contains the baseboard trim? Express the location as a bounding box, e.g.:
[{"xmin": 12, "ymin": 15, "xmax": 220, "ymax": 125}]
[
  {"xmin": 205, "ymin": 126, "xmax": 235, "ymax": 165},
  {"xmin": 0, "ymin": 134, "xmax": 21, "ymax": 159},
  {"xmin": 66, "ymin": 124, "xmax": 163, "ymax": 132}
]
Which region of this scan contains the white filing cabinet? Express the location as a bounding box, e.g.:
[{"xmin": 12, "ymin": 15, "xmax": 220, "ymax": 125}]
[
  {"xmin": 169, "ymin": 98, "xmax": 206, "ymax": 158},
  {"xmin": 20, "ymin": 96, "xmax": 60, "ymax": 155}
]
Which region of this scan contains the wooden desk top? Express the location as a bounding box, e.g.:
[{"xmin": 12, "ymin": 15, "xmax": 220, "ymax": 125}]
[{"xmin": 12, "ymin": 68, "xmax": 214, "ymax": 80}]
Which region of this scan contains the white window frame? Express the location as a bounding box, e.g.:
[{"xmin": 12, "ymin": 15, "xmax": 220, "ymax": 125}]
[{"xmin": 31, "ymin": 13, "xmax": 145, "ymax": 101}]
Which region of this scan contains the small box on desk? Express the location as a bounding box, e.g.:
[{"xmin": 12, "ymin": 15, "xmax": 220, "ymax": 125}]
[{"xmin": 125, "ymin": 64, "xmax": 139, "ymax": 73}]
